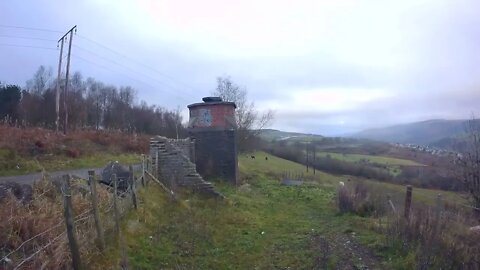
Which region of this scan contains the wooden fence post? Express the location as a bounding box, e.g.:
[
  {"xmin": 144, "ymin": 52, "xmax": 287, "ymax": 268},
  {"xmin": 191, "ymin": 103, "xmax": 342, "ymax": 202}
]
[
  {"xmin": 112, "ymin": 174, "xmax": 129, "ymax": 269},
  {"xmin": 141, "ymin": 154, "xmax": 145, "ymax": 187},
  {"xmin": 404, "ymin": 185, "xmax": 413, "ymax": 220},
  {"xmin": 62, "ymin": 174, "xmax": 82, "ymax": 270},
  {"xmin": 112, "ymin": 173, "xmax": 120, "ymax": 236},
  {"xmin": 155, "ymin": 149, "xmax": 159, "ymax": 178},
  {"xmin": 88, "ymin": 170, "xmax": 105, "ymax": 251},
  {"xmin": 129, "ymin": 165, "xmax": 137, "ymax": 210}
]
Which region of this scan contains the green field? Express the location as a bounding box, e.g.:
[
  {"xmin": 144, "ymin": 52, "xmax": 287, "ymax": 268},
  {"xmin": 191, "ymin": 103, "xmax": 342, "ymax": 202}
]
[
  {"xmin": 92, "ymin": 151, "xmax": 467, "ymax": 269},
  {"xmin": 315, "ymin": 152, "xmax": 423, "ymax": 166}
]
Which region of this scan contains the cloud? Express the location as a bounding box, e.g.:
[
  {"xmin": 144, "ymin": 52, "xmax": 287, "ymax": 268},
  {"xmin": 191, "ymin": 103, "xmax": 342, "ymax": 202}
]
[{"xmin": 1, "ymin": 0, "xmax": 480, "ymax": 134}]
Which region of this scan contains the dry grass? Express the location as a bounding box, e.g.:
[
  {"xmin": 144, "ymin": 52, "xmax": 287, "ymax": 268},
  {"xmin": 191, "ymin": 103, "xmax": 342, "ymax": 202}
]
[
  {"xmin": 0, "ymin": 125, "xmax": 149, "ymax": 159},
  {"xmin": 383, "ymin": 205, "xmax": 480, "ymax": 269},
  {"xmin": 337, "ymin": 181, "xmax": 386, "ymax": 217},
  {"xmin": 338, "ymin": 180, "xmax": 480, "ymax": 269},
  {"xmin": 0, "ymin": 174, "xmax": 123, "ymax": 269}
]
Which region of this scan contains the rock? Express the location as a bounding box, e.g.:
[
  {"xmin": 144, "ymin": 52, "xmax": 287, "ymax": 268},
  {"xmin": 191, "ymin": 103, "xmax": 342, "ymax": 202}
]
[
  {"xmin": 0, "ymin": 182, "xmax": 33, "ymax": 203},
  {"xmin": 100, "ymin": 161, "xmax": 131, "ymax": 191},
  {"xmin": 469, "ymin": 225, "xmax": 480, "ymax": 234}
]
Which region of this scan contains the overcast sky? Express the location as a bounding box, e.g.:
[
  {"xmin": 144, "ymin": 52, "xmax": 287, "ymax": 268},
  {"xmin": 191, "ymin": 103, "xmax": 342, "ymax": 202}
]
[{"xmin": 1, "ymin": 0, "xmax": 479, "ymax": 135}]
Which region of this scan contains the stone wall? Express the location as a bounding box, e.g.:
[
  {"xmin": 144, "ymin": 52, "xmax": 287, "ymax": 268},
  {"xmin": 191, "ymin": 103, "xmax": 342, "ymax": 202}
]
[{"xmin": 149, "ymin": 136, "xmax": 224, "ymax": 198}]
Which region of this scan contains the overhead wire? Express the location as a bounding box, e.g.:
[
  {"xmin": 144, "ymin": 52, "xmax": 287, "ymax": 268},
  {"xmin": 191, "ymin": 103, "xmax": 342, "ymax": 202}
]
[
  {"xmin": 76, "ymin": 34, "xmax": 197, "ymax": 92},
  {"xmin": 0, "ymin": 24, "xmax": 63, "ymax": 33},
  {"xmin": 0, "ymin": 44, "xmax": 57, "ymax": 51},
  {"xmin": 72, "ymin": 44, "xmax": 192, "ymax": 98},
  {"xmin": 72, "ymin": 54, "xmax": 189, "ymax": 103},
  {"xmin": 0, "ymin": 34, "xmax": 57, "ymax": 42},
  {"xmin": 0, "ymin": 25, "xmax": 195, "ymax": 103}
]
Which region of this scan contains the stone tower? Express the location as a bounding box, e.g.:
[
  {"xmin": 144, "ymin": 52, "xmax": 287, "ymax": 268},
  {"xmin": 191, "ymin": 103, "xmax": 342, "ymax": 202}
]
[{"xmin": 187, "ymin": 97, "xmax": 238, "ymax": 184}]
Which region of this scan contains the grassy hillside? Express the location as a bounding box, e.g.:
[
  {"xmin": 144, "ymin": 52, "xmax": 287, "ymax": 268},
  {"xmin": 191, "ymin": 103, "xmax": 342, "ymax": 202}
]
[
  {"xmin": 315, "ymin": 152, "xmax": 423, "ymax": 166},
  {"xmin": 0, "ymin": 125, "xmax": 147, "ymax": 176},
  {"xmin": 93, "ymin": 151, "xmax": 467, "ymax": 269},
  {"xmin": 352, "ymin": 119, "xmax": 477, "ymax": 146},
  {"xmin": 259, "ymin": 129, "xmax": 324, "ymax": 142}
]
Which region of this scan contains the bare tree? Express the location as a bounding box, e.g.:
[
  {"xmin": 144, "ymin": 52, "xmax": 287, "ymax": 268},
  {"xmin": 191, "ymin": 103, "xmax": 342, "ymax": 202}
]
[
  {"xmin": 457, "ymin": 117, "xmax": 480, "ymax": 210},
  {"xmin": 26, "ymin": 65, "xmax": 53, "ymax": 95},
  {"xmin": 212, "ymin": 76, "xmax": 274, "ymax": 151}
]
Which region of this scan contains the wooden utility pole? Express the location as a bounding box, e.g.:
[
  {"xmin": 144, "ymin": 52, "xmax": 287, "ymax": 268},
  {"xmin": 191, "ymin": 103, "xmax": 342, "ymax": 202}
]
[
  {"xmin": 55, "ymin": 38, "xmax": 64, "ymax": 133},
  {"xmin": 88, "ymin": 170, "xmax": 105, "ymax": 251},
  {"xmin": 62, "ymin": 174, "xmax": 82, "ymax": 270},
  {"xmin": 57, "ymin": 25, "xmax": 77, "ymax": 135}
]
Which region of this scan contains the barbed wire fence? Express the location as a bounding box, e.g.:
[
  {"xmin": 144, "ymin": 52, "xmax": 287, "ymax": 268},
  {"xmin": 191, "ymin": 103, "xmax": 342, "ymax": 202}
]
[{"xmin": 0, "ymin": 154, "xmax": 161, "ymax": 270}]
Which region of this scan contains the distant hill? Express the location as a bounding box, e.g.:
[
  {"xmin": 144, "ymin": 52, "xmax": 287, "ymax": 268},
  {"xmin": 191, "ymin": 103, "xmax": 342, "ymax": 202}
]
[
  {"xmin": 352, "ymin": 119, "xmax": 477, "ymax": 147},
  {"xmin": 258, "ymin": 129, "xmax": 324, "ymax": 142}
]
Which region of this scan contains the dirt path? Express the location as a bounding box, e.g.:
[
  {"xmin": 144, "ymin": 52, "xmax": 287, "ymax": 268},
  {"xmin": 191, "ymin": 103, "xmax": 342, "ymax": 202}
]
[
  {"xmin": 0, "ymin": 164, "xmax": 140, "ymax": 185},
  {"xmin": 311, "ymin": 232, "xmax": 387, "ymax": 270}
]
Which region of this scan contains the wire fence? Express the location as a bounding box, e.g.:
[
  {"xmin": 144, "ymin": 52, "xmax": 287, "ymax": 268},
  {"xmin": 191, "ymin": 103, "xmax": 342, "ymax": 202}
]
[{"xmin": 0, "ymin": 159, "xmax": 148, "ymax": 270}]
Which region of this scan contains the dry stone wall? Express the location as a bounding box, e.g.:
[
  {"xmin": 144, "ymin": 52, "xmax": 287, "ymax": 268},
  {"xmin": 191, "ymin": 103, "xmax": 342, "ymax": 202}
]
[{"xmin": 149, "ymin": 136, "xmax": 224, "ymax": 198}]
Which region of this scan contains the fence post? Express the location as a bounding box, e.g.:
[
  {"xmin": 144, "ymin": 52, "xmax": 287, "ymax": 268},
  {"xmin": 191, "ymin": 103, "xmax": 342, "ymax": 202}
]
[
  {"xmin": 155, "ymin": 148, "xmax": 159, "ymax": 179},
  {"xmin": 112, "ymin": 173, "xmax": 120, "ymax": 236},
  {"xmin": 112, "ymin": 174, "xmax": 129, "ymax": 269},
  {"xmin": 404, "ymin": 185, "xmax": 413, "ymax": 220},
  {"xmin": 141, "ymin": 154, "xmax": 145, "ymax": 187},
  {"xmin": 88, "ymin": 170, "xmax": 105, "ymax": 251},
  {"xmin": 129, "ymin": 165, "xmax": 138, "ymax": 210},
  {"xmin": 62, "ymin": 174, "xmax": 82, "ymax": 270}
]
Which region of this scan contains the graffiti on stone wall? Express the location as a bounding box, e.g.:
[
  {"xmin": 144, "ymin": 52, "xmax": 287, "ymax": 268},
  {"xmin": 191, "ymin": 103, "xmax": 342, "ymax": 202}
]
[{"xmin": 198, "ymin": 108, "xmax": 213, "ymax": 127}]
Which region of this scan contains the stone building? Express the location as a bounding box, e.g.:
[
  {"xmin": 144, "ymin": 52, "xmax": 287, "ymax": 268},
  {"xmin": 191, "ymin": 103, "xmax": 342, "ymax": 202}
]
[{"xmin": 187, "ymin": 97, "xmax": 238, "ymax": 184}]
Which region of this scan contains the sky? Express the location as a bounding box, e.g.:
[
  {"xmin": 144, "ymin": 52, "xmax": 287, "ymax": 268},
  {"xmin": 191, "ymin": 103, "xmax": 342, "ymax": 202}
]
[{"xmin": 1, "ymin": 0, "xmax": 479, "ymax": 135}]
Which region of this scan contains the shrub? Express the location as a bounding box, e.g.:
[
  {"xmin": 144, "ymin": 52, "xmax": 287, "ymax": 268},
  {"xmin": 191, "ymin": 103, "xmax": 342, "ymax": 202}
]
[
  {"xmin": 337, "ymin": 181, "xmax": 385, "ymax": 217},
  {"xmin": 384, "ymin": 205, "xmax": 480, "ymax": 269}
]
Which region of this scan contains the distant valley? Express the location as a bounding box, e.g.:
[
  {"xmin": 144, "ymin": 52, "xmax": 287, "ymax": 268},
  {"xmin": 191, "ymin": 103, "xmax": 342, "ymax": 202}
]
[{"xmin": 351, "ymin": 119, "xmax": 479, "ymax": 150}]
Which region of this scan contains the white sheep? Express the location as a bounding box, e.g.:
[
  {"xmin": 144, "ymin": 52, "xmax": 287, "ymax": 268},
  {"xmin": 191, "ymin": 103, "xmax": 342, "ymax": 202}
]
[{"xmin": 339, "ymin": 181, "xmax": 345, "ymax": 186}]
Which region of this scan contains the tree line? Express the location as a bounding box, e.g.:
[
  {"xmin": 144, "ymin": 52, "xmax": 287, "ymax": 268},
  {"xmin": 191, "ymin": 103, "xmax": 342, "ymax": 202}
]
[{"xmin": 0, "ymin": 66, "xmax": 186, "ymax": 138}]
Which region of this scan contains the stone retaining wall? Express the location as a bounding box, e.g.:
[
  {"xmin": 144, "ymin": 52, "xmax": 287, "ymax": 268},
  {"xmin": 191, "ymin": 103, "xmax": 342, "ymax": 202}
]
[{"xmin": 149, "ymin": 136, "xmax": 224, "ymax": 198}]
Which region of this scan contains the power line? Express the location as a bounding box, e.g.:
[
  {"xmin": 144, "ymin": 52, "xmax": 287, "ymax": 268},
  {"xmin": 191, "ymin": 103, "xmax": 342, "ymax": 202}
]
[
  {"xmin": 72, "ymin": 55, "xmax": 189, "ymax": 103},
  {"xmin": 1, "ymin": 25, "xmax": 199, "ymax": 94},
  {"xmin": 77, "ymin": 34, "xmax": 197, "ymax": 92},
  {"xmin": 73, "ymin": 45, "xmax": 192, "ymax": 97},
  {"xmin": 0, "ymin": 34, "xmax": 57, "ymax": 42},
  {"xmin": 0, "ymin": 24, "xmax": 63, "ymax": 33},
  {"xmin": 0, "ymin": 43, "xmax": 57, "ymax": 51}
]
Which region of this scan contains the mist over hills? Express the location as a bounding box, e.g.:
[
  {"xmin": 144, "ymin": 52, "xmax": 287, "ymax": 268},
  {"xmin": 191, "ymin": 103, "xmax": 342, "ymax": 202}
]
[
  {"xmin": 352, "ymin": 119, "xmax": 476, "ymax": 148},
  {"xmin": 258, "ymin": 129, "xmax": 323, "ymax": 141}
]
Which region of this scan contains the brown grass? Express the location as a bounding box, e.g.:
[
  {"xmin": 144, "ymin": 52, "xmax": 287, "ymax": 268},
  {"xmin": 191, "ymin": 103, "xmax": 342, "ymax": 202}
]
[
  {"xmin": 0, "ymin": 175, "xmax": 119, "ymax": 269},
  {"xmin": 0, "ymin": 125, "xmax": 149, "ymax": 159}
]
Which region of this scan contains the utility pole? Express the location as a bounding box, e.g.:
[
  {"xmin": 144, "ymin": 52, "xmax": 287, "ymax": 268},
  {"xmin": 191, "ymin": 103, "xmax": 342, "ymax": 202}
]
[
  {"xmin": 57, "ymin": 25, "xmax": 77, "ymax": 135},
  {"xmin": 55, "ymin": 38, "xmax": 64, "ymax": 133}
]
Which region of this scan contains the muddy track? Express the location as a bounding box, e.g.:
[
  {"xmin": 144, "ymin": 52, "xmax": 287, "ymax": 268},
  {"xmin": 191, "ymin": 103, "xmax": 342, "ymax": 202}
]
[{"xmin": 311, "ymin": 232, "xmax": 387, "ymax": 270}]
